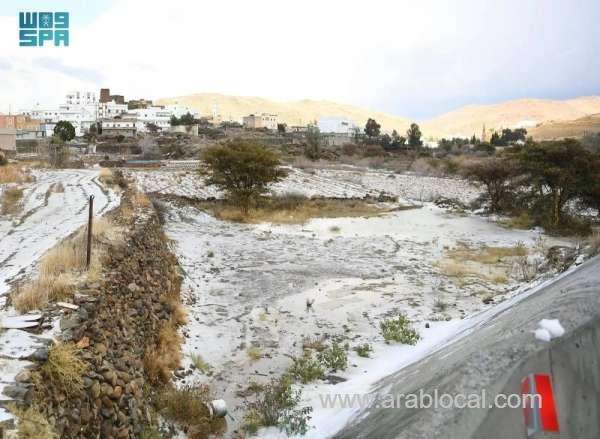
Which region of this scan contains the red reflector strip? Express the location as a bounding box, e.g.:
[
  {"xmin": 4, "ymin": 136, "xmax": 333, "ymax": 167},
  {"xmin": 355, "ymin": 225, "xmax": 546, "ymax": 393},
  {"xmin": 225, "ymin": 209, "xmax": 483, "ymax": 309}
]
[{"xmin": 534, "ymin": 374, "xmax": 560, "ymax": 432}]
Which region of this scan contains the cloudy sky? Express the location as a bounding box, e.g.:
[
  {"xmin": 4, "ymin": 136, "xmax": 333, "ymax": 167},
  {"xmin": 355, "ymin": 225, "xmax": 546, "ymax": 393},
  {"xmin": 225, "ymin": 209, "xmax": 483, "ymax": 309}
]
[{"xmin": 0, "ymin": 0, "xmax": 599, "ymax": 119}]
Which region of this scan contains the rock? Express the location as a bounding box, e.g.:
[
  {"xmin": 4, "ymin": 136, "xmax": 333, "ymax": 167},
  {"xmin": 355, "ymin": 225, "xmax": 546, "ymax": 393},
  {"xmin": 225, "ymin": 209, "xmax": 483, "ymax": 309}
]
[
  {"xmin": 60, "ymin": 315, "xmax": 80, "ymax": 331},
  {"xmin": 325, "ymin": 375, "xmax": 347, "ymax": 385},
  {"xmin": 95, "ymin": 343, "xmax": 107, "ymax": 355},
  {"xmin": 29, "ymin": 347, "xmax": 49, "ymax": 361},
  {"xmin": 91, "ymin": 382, "xmax": 101, "ymax": 399},
  {"xmin": 76, "ymin": 336, "xmax": 90, "ymax": 349},
  {"xmin": 3, "ymin": 384, "xmax": 29, "ymax": 400},
  {"xmin": 15, "ymin": 369, "xmax": 32, "ymax": 383}
]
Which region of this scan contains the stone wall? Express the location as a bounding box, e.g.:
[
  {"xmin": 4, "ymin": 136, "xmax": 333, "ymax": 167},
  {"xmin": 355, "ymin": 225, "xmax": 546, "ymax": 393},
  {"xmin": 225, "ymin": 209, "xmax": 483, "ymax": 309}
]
[{"xmin": 31, "ymin": 198, "xmax": 183, "ymax": 438}]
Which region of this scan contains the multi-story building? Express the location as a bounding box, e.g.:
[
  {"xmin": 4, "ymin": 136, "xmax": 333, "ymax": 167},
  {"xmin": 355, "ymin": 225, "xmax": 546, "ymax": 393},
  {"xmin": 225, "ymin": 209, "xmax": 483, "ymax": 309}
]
[
  {"xmin": 97, "ymin": 101, "xmax": 128, "ymax": 120},
  {"xmin": 65, "ymin": 91, "xmax": 97, "ymax": 106},
  {"xmin": 129, "ymin": 106, "xmax": 172, "ymax": 132},
  {"xmin": 243, "ymin": 113, "xmax": 278, "ymax": 130},
  {"xmin": 100, "ymin": 118, "xmax": 137, "ymax": 137}
]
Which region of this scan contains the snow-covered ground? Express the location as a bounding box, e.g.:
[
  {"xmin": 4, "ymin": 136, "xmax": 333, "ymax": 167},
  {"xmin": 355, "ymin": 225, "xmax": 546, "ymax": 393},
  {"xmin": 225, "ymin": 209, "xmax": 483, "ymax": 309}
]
[
  {"xmin": 0, "ymin": 169, "xmax": 119, "ymax": 297},
  {"xmin": 149, "ymin": 166, "xmax": 571, "ymax": 437},
  {"xmin": 130, "ymin": 165, "xmax": 480, "ymax": 204},
  {"xmin": 0, "ymin": 169, "xmax": 120, "ymax": 422}
]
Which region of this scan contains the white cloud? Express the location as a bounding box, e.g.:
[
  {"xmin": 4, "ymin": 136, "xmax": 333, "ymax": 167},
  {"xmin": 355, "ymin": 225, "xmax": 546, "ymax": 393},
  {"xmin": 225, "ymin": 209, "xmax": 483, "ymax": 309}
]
[{"xmin": 1, "ymin": 0, "xmax": 599, "ymax": 117}]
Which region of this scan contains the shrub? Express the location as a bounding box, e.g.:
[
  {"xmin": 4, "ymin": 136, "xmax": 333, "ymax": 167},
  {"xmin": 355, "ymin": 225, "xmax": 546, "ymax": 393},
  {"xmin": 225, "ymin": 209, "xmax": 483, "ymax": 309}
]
[
  {"xmin": 0, "ymin": 152, "xmax": 7, "ymax": 166},
  {"xmin": 354, "ymin": 343, "xmax": 372, "ymax": 358},
  {"xmin": 41, "ymin": 343, "xmax": 87, "ymax": 396},
  {"xmin": 243, "ymin": 375, "xmax": 312, "ymax": 436},
  {"xmin": 289, "ymin": 352, "xmax": 325, "ymax": 383},
  {"xmin": 380, "ymin": 314, "xmax": 420, "ymax": 345},
  {"xmin": 144, "ymin": 321, "xmax": 182, "ymax": 384},
  {"xmin": 1, "ymin": 187, "xmax": 24, "ymax": 215},
  {"xmin": 201, "ymin": 140, "xmax": 287, "ymax": 214},
  {"xmin": 247, "ymin": 345, "xmax": 262, "ymax": 361},
  {"xmin": 317, "ymin": 342, "xmax": 348, "ymax": 371},
  {"xmin": 156, "ymin": 384, "xmax": 226, "ymax": 438},
  {"xmin": 11, "ymin": 404, "xmax": 58, "ymax": 438}
]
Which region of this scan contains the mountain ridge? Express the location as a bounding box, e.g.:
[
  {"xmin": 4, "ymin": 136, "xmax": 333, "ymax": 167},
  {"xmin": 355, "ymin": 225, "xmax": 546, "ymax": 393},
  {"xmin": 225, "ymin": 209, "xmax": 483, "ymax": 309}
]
[{"xmin": 157, "ymin": 93, "xmax": 600, "ymax": 139}]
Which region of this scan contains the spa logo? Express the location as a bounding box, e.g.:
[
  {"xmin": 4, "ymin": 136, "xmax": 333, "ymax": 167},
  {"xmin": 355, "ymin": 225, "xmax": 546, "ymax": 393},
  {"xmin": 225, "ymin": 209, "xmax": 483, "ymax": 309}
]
[{"xmin": 19, "ymin": 12, "xmax": 69, "ymax": 47}]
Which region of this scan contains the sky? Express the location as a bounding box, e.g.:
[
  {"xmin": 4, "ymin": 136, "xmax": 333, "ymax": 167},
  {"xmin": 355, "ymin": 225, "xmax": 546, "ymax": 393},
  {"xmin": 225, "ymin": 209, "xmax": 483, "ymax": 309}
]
[{"xmin": 0, "ymin": 0, "xmax": 599, "ymax": 120}]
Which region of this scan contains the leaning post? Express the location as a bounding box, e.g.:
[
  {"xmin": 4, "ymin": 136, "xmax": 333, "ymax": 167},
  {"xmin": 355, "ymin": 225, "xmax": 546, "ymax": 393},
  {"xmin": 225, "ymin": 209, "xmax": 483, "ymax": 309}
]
[{"xmin": 86, "ymin": 195, "xmax": 95, "ymax": 270}]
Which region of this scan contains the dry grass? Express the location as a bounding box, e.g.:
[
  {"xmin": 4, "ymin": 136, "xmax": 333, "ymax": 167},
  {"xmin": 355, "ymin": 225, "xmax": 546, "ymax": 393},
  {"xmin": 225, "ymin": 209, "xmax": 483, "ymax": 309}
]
[
  {"xmin": 247, "ymin": 346, "xmax": 262, "ymax": 361},
  {"xmin": 437, "ymin": 260, "xmax": 469, "ymax": 278},
  {"xmin": 10, "ymin": 404, "xmax": 57, "ymax": 438},
  {"xmin": 447, "ymin": 243, "xmax": 527, "ymax": 265},
  {"xmin": 204, "ymin": 197, "xmax": 389, "ymax": 224},
  {"xmin": 13, "ymin": 273, "xmax": 74, "ymax": 312},
  {"xmin": 40, "ymin": 343, "xmax": 87, "ymax": 396},
  {"xmin": 144, "ymin": 320, "xmax": 182, "ymax": 384},
  {"xmin": 12, "ymin": 217, "xmax": 121, "ymax": 312},
  {"xmin": 157, "ymin": 385, "xmax": 225, "ymax": 439},
  {"xmin": 0, "ymin": 164, "xmax": 31, "ymax": 184},
  {"xmin": 133, "ymin": 191, "xmax": 152, "ymax": 208},
  {"xmin": 1, "ymin": 186, "xmax": 24, "ymax": 215},
  {"xmin": 302, "ymin": 336, "xmax": 327, "ymax": 352}
]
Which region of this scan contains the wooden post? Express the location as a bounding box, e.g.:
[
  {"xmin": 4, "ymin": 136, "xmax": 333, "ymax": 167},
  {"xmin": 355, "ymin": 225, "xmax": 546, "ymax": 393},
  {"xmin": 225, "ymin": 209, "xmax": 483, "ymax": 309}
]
[{"xmin": 86, "ymin": 195, "xmax": 95, "ymax": 269}]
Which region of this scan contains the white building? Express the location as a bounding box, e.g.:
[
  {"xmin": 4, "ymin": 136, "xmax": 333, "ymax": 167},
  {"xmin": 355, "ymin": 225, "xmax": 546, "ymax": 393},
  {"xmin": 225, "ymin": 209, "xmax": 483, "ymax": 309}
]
[
  {"xmin": 65, "ymin": 91, "xmax": 98, "ymax": 106},
  {"xmin": 243, "ymin": 113, "xmax": 278, "ymax": 130},
  {"xmin": 97, "ymin": 100, "xmax": 128, "ymax": 120},
  {"xmin": 129, "ymin": 106, "xmax": 172, "ymax": 132},
  {"xmin": 317, "ymin": 117, "xmax": 357, "ymax": 135},
  {"xmin": 100, "ymin": 118, "xmax": 137, "ymax": 137}
]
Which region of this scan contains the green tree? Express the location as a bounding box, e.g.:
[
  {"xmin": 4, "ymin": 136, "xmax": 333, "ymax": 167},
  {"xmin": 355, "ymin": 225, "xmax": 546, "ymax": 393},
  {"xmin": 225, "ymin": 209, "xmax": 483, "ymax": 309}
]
[
  {"xmin": 463, "ymin": 157, "xmax": 515, "ymax": 212},
  {"xmin": 304, "ymin": 125, "xmax": 321, "ymax": 160},
  {"xmin": 519, "ymin": 139, "xmax": 593, "ymax": 226},
  {"xmin": 277, "ymin": 123, "xmax": 287, "ymax": 134},
  {"xmin": 364, "ymin": 118, "xmax": 381, "ymax": 139},
  {"xmin": 53, "ymin": 121, "xmax": 76, "ymax": 142},
  {"xmin": 406, "ymin": 123, "xmax": 422, "ymax": 148},
  {"xmin": 201, "ymin": 140, "xmax": 287, "ymax": 214}
]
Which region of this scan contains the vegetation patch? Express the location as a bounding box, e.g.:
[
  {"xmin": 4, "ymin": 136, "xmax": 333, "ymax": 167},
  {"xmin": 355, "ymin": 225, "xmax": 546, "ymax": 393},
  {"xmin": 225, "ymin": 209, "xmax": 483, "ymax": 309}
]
[
  {"xmin": 197, "ymin": 195, "xmax": 391, "ymax": 224},
  {"xmin": 243, "ymin": 375, "xmax": 312, "ymax": 436},
  {"xmin": 354, "ymin": 343, "xmax": 373, "ymax": 358},
  {"xmin": 38, "ymin": 343, "xmax": 87, "ymax": 397},
  {"xmin": 289, "ymin": 352, "xmax": 325, "ymax": 383},
  {"xmin": 317, "ymin": 342, "xmax": 348, "ymax": 371},
  {"xmin": 144, "ymin": 320, "xmax": 182, "ymax": 384},
  {"xmin": 1, "ymin": 186, "xmax": 24, "ymax": 215},
  {"xmin": 156, "ymin": 385, "xmax": 225, "ymax": 439},
  {"xmin": 380, "ymin": 314, "xmax": 420, "ymax": 345},
  {"xmin": 11, "ymin": 404, "xmax": 58, "ymax": 439}
]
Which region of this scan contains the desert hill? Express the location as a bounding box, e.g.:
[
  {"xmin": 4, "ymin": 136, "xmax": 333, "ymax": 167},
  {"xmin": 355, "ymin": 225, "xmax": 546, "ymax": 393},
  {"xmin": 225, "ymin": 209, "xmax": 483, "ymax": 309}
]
[
  {"xmin": 421, "ymin": 96, "xmax": 600, "ymax": 139},
  {"xmin": 156, "ymin": 93, "xmax": 412, "ymax": 133},
  {"xmin": 157, "ymin": 93, "xmax": 600, "ymax": 140},
  {"xmin": 526, "ymin": 112, "xmax": 600, "ymax": 140}
]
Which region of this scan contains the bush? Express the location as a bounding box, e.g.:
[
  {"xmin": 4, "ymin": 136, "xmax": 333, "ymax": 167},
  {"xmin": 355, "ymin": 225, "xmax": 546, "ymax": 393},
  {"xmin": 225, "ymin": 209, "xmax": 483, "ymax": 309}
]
[
  {"xmin": 40, "ymin": 343, "xmax": 87, "ymax": 396},
  {"xmin": 11, "ymin": 404, "xmax": 57, "ymax": 438},
  {"xmin": 289, "ymin": 352, "xmax": 324, "ymax": 383},
  {"xmin": 317, "ymin": 342, "xmax": 348, "ymax": 371},
  {"xmin": 0, "ymin": 152, "xmax": 7, "ymax": 166},
  {"xmin": 1, "ymin": 187, "xmax": 24, "ymax": 215},
  {"xmin": 243, "ymin": 375, "xmax": 312, "ymax": 436},
  {"xmin": 354, "ymin": 343, "xmax": 372, "ymax": 358},
  {"xmin": 380, "ymin": 314, "xmax": 420, "ymax": 345}
]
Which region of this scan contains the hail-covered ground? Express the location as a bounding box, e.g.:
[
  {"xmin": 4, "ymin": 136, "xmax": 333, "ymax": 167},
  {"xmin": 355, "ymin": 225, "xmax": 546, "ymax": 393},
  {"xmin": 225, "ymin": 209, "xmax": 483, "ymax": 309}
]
[
  {"xmin": 130, "ymin": 164, "xmax": 572, "ymax": 437},
  {"xmin": 0, "ymin": 168, "xmax": 120, "ymax": 421}
]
